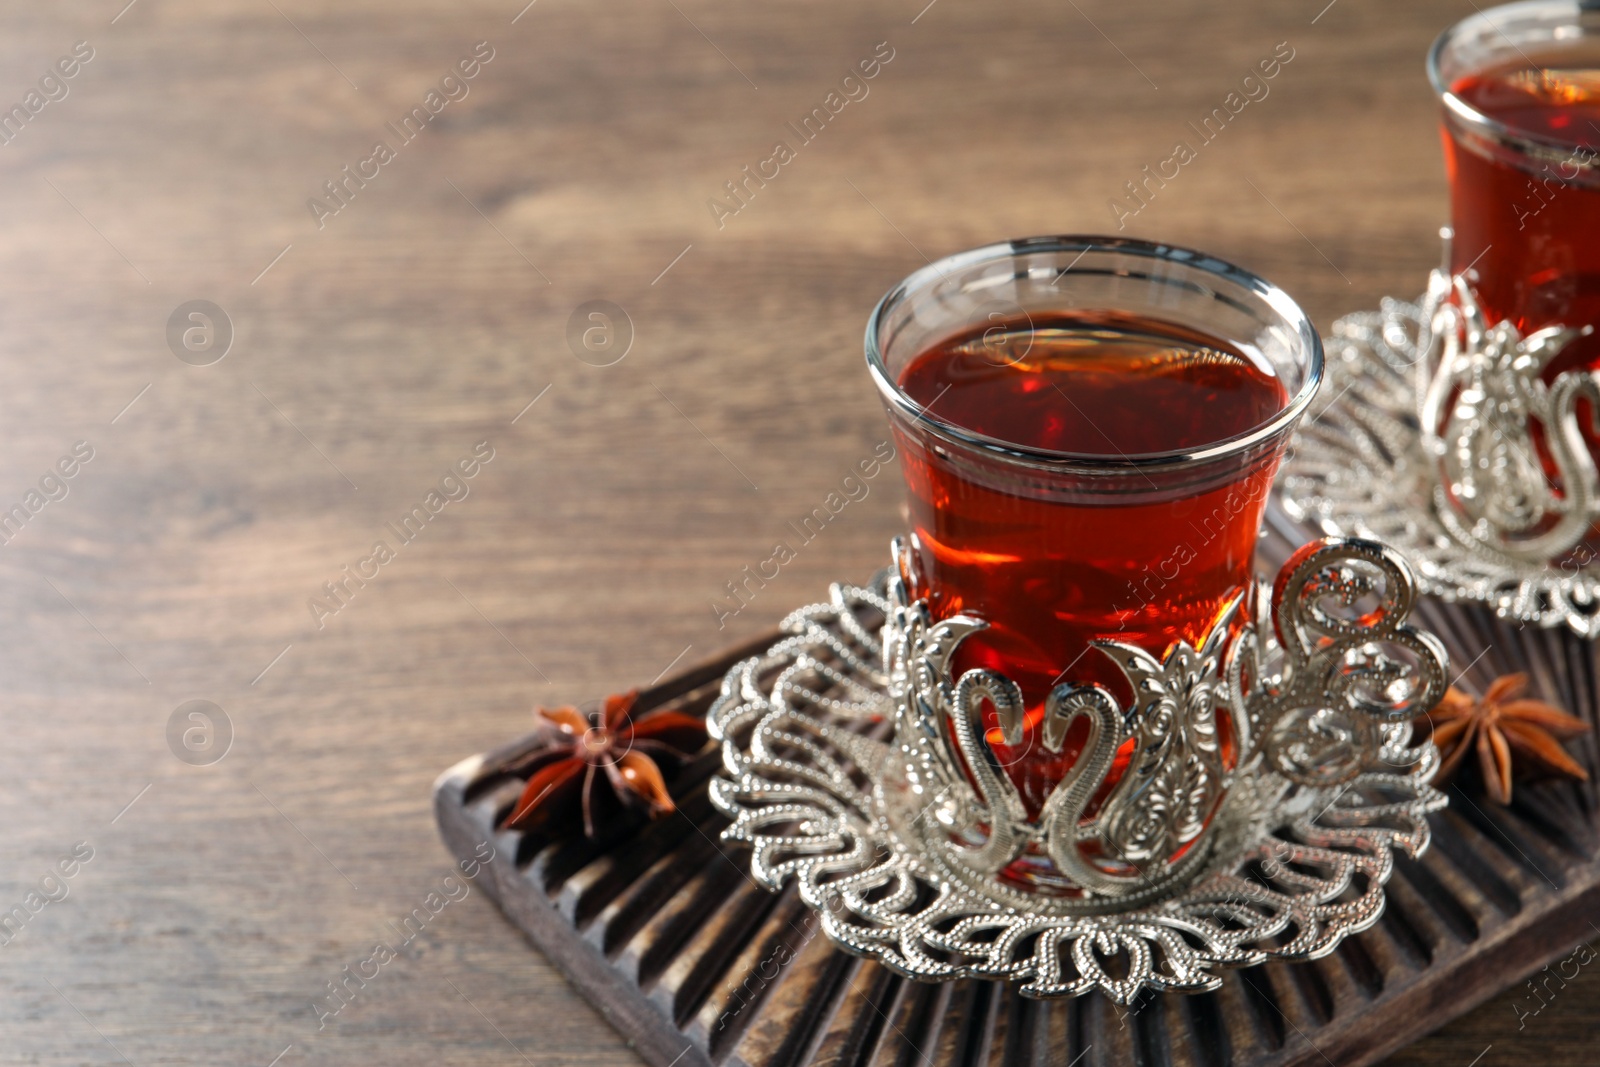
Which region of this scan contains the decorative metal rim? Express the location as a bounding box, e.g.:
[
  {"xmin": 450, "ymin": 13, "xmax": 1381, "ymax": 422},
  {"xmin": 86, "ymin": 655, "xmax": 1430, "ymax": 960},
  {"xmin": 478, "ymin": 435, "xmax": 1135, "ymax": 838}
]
[
  {"xmin": 1276, "ymin": 280, "xmax": 1600, "ymax": 637},
  {"xmin": 708, "ymin": 560, "xmax": 1446, "ymax": 1003}
]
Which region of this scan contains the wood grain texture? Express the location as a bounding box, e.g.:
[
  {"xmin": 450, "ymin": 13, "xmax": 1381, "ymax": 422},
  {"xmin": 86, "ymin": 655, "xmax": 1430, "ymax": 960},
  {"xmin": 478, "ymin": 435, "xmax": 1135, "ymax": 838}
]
[{"xmin": 0, "ymin": 0, "xmax": 1589, "ymax": 1063}]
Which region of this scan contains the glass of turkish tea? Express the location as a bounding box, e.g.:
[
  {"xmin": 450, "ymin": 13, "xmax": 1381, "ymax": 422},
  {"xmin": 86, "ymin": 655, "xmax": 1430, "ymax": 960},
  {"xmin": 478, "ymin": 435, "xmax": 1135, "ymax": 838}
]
[
  {"xmin": 1432, "ymin": 1, "xmax": 1600, "ymax": 347},
  {"xmin": 866, "ymin": 236, "xmax": 1322, "ymax": 819}
]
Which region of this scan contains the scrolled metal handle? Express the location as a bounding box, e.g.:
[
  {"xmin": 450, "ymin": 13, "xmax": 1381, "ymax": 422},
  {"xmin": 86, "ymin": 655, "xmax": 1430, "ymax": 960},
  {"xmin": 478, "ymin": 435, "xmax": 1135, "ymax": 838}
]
[{"xmin": 1253, "ymin": 537, "xmax": 1449, "ymax": 786}]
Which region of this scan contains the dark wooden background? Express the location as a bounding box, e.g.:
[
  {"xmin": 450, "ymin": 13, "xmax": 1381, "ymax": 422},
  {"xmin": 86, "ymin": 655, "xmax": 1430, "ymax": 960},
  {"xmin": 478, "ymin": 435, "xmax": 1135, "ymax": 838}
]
[{"xmin": 0, "ymin": 0, "xmax": 1587, "ymax": 1064}]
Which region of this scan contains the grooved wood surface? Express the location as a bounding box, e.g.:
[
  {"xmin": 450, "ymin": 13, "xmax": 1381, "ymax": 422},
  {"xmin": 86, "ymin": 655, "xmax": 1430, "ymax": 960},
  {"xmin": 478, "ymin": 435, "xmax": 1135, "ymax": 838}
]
[
  {"xmin": 435, "ymin": 521, "xmax": 1600, "ymax": 1067},
  {"xmin": 1, "ymin": 0, "xmax": 1594, "ymax": 1063}
]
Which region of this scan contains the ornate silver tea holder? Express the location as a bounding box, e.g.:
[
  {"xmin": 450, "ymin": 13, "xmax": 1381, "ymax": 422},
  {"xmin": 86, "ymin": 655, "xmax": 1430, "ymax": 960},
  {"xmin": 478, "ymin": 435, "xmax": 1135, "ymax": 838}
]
[
  {"xmin": 709, "ymin": 537, "xmax": 1448, "ymax": 1002},
  {"xmin": 1279, "ymin": 231, "xmax": 1600, "ymax": 636}
]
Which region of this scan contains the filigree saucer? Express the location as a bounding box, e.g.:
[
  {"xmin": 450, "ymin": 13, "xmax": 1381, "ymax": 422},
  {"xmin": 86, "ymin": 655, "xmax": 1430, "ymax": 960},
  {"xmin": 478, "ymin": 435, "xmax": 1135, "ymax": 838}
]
[
  {"xmin": 1278, "ymin": 271, "xmax": 1600, "ymax": 636},
  {"xmin": 708, "ymin": 539, "xmax": 1447, "ymax": 1003}
]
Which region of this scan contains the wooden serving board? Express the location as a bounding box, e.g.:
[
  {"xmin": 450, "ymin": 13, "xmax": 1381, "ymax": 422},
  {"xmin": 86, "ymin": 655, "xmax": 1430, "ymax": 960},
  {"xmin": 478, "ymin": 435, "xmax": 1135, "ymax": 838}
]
[{"xmin": 433, "ymin": 524, "xmax": 1600, "ymax": 1067}]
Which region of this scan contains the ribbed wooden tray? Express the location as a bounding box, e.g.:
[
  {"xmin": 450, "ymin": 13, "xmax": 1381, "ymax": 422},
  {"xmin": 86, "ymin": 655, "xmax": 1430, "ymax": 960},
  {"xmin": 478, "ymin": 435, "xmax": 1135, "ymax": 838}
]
[{"xmin": 434, "ymin": 522, "xmax": 1600, "ymax": 1067}]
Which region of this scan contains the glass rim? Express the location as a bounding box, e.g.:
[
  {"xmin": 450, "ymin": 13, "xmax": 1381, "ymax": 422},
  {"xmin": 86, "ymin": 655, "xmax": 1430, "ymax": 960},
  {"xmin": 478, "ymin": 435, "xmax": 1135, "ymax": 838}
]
[
  {"xmin": 863, "ymin": 234, "xmax": 1324, "ymax": 475},
  {"xmin": 1428, "ymin": 0, "xmax": 1595, "ymax": 158}
]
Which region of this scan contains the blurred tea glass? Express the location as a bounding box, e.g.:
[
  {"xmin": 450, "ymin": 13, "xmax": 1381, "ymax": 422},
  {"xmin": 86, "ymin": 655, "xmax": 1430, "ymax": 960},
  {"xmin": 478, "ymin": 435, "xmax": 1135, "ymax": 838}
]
[{"xmin": 1433, "ymin": 0, "xmax": 1600, "ymax": 354}]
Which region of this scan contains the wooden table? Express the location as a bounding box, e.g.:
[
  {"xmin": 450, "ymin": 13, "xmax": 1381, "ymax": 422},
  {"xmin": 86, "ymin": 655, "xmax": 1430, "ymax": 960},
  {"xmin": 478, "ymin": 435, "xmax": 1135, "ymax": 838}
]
[{"xmin": 0, "ymin": 0, "xmax": 1590, "ymax": 1064}]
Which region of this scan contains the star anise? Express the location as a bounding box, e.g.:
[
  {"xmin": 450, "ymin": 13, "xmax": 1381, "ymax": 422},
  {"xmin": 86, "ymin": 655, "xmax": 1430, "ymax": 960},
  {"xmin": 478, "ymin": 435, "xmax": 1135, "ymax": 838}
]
[
  {"xmin": 503, "ymin": 689, "xmax": 708, "ymax": 838},
  {"xmin": 1414, "ymin": 673, "xmax": 1590, "ymax": 804}
]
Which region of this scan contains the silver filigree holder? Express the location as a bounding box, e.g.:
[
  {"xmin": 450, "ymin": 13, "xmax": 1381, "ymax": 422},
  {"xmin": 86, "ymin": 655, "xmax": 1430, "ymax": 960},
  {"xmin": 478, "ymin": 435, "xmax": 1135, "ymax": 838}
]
[
  {"xmin": 1280, "ymin": 229, "xmax": 1600, "ymax": 635},
  {"xmin": 708, "ymin": 536, "xmax": 1448, "ymax": 1002}
]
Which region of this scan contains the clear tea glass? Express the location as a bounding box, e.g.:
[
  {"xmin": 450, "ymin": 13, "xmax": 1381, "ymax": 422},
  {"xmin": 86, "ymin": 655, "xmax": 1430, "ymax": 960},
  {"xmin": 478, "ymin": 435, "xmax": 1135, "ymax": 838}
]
[
  {"xmin": 1432, "ymin": 0, "xmax": 1600, "ymax": 350},
  {"xmin": 1430, "ymin": 1, "xmax": 1600, "ymax": 551},
  {"xmin": 866, "ymin": 236, "xmax": 1323, "ymax": 817}
]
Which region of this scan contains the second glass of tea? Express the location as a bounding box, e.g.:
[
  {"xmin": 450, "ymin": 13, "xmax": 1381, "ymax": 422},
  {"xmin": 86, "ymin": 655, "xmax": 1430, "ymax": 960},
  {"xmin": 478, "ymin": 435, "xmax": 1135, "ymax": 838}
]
[
  {"xmin": 1433, "ymin": 0, "xmax": 1600, "ymax": 356},
  {"xmin": 867, "ymin": 236, "xmax": 1322, "ymax": 818}
]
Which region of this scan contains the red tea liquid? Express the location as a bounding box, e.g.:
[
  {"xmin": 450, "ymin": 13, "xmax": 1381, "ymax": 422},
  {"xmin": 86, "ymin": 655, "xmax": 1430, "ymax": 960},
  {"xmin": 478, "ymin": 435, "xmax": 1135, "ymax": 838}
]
[
  {"xmin": 895, "ymin": 310, "xmax": 1288, "ymax": 816},
  {"xmin": 1447, "ymin": 53, "xmax": 1600, "ymax": 378}
]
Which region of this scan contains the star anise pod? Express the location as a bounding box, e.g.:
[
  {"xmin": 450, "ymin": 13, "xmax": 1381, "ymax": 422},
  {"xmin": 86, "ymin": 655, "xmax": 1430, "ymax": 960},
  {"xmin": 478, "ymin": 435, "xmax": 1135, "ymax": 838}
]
[
  {"xmin": 503, "ymin": 690, "xmax": 708, "ymax": 838},
  {"xmin": 1415, "ymin": 673, "xmax": 1590, "ymax": 804}
]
